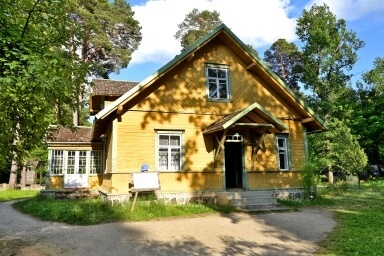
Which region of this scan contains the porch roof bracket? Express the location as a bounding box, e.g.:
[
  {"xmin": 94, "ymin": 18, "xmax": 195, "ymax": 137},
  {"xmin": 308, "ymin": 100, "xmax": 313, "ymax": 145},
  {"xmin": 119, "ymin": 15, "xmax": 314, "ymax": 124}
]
[
  {"xmin": 214, "ymin": 129, "xmax": 228, "ymax": 160},
  {"xmin": 251, "ymin": 128, "xmax": 269, "ymax": 163},
  {"xmin": 116, "ymin": 105, "xmax": 123, "ymax": 115}
]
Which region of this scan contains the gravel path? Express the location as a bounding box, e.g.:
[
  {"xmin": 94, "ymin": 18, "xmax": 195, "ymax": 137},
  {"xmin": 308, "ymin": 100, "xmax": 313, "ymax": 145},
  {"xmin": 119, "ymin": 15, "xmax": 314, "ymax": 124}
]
[{"xmin": 0, "ymin": 201, "xmax": 336, "ymax": 256}]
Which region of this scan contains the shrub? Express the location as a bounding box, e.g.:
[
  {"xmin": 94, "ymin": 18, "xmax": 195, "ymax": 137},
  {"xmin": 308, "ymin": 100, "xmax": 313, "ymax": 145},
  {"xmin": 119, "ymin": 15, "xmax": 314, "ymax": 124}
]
[{"xmin": 300, "ymin": 161, "xmax": 320, "ymax": 199}]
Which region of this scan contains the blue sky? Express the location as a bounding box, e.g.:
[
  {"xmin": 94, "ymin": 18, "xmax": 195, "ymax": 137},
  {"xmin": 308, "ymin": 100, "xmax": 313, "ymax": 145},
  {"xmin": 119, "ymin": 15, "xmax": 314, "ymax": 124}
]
[{"xmin": 110, "ymin": 0, "xmax": 384, "ymax": 87}]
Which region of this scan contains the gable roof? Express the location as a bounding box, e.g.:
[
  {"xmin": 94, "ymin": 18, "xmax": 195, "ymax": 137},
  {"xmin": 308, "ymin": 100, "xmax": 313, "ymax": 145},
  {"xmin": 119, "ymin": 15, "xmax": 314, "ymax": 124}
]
[{"xmin": 92, "ymin": 23, "xmax": 326, "ymax": 139}]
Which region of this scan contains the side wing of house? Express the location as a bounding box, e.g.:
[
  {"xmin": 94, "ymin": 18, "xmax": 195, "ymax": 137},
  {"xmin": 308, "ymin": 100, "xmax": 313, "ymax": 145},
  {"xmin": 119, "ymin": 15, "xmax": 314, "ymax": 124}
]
[
  {"xmin": 46, "ymin": 126, "xmax": 103, "ymax": 190},
  {"xmin": 92, "ymin": 24, "xmax": 326, "ymax": 194}
]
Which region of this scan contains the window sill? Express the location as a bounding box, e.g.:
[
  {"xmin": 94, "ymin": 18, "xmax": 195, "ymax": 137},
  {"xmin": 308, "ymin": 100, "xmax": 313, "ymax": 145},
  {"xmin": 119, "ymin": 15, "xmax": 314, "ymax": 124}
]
[{"xmin": 206, "ymin": 98, "xmax": 232, "ymax": 103}]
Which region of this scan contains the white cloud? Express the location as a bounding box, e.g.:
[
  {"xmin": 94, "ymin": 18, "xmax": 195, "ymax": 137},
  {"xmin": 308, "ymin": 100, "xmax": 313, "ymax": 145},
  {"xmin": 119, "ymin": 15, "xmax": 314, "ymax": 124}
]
[
  {"xmin": 307, "ymin": 0, "xmax": 384, "ymax": 21},
  {"xmin": 130, "ymin": 0, "xmax": 297, "ymax": 65}
]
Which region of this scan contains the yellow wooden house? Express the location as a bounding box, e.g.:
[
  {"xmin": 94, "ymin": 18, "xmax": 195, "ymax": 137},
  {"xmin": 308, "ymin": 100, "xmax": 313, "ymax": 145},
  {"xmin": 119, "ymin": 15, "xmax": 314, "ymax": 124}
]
[{"xmin": 46, "ymin": 24, "xmax": 326, "ymax": 202}]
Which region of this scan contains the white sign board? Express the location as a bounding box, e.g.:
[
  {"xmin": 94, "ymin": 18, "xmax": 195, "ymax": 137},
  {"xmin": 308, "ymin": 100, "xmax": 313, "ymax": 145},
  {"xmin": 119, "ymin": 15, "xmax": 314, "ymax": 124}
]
[{"xmin": 131, "ymin": 172, "xmax": 160, "ymax": 191}]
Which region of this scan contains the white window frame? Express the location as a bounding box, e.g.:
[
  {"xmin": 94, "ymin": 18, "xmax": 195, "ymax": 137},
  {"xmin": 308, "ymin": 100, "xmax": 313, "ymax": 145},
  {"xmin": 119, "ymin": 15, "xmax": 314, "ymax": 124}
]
[
  {"xmin": 90, "ymin": 150, "xmax": 102, "ymax": 175},
  {"xmin": 49, "ymin": 150, "xmax": 64, "ymax": 175},
  {"xmin": 156, "ymin": 131, "xmax": 183, "ymax": 172},
  {"xmin": 276, "ymin": 135, "xmax": 290, "ymax": 171},
  {"xmin": 49, "ymin": 150, "xmax": 102, "ymax": 176},
  {"xmin": 205, "ymin": 64, "xmax": 231, "ymax": 101}
]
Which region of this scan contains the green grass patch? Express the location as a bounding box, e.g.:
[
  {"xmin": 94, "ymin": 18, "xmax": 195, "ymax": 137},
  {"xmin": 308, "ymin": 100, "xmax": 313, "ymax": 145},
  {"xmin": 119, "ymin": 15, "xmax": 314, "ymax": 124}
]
[
  {"xmin": 0, "ymin": 189, "xmax": 40, "ymax": 202},
  {"xmin": 13, "ymin": 195, "xmax": 235, "ymax": 225}
]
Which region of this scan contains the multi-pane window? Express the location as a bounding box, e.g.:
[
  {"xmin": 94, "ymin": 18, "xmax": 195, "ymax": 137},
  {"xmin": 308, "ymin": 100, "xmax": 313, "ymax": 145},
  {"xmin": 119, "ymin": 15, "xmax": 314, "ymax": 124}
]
[
  {"xmin": 50, "ymin": 150, "xmax": 64, "ymax": 175},
  {"xmin": 158, "ymin": 134, "xmax": 181, "ymax": 171},
  {"xmin": 276, "ymin": 136, "xmax": 290, "ymax": 171},
  {"xmin": 90, "ymin": 151, "xmax": 102, "ymax": 174},
  {"xmin": 78, "ymin": 151, "xmax": 87, "ymax": 174},
  {"xmin": 49, "ymin": 150, "xmax": 102, "ymax": 175},
  {"xmin": 66, "ymin": 151, "xmax": 76, "ymax": 174},
  {"xmin": 206, "ymin": 66, "xmax": 229, "ymax": 100}
]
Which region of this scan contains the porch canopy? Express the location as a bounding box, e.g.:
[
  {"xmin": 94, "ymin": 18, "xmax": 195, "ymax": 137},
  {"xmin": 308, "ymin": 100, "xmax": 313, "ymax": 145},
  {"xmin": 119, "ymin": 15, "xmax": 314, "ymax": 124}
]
[
  {"xmin": 202, "ymin": 102, "xmax": 289, "ymax": 160},
  {"xmin": 202, "ymin": 102, "xmax": 288, "ymax": 135}
]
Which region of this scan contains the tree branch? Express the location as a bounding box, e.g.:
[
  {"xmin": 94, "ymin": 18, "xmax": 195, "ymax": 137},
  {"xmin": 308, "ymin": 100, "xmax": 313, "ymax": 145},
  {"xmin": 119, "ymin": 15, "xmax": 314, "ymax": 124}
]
[{"xmin": 21, "ymin": 0, "xmax": 41, "ymax": 38}]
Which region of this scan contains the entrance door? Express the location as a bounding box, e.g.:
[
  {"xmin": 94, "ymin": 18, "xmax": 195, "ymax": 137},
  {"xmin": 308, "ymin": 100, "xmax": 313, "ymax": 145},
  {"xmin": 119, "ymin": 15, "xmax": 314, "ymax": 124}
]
[
  {"xmin": 224, "ymin": 141, "xmax": 243, "ymax": 189},
  {"xmin": 64, "ymin": 151, "xmax": 88, "ymax": 188}
]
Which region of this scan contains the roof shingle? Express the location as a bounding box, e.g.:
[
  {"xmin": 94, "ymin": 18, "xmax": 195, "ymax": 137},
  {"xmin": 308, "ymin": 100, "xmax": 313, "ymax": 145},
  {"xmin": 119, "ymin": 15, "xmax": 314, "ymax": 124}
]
[
  {"xmin": 47, "ymin": 126, "xmax": 92, "ymax": 143},
  {"xmin": 91, "ymin": 78, "xmax": 138, "ymax": 96}
]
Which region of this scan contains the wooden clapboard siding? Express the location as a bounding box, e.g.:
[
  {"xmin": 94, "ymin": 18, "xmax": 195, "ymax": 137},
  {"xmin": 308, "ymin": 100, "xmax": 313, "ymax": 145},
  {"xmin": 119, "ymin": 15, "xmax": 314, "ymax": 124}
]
[
  {"xmin": 104, "ymin": 122, "xmax": 113, "ymax": 173},
  {"xmin": 129, "ymin": 39, "xmax": 300, "ymax": 125},
  {"xmin": 258, "ymin": 135, "xmax": 278, "ymax": 170},
  {"xmin": 247, "ymin": 171, "xmax": 302, "ymax": 189},
  {"xmin": 101, "ymin": 173, "xmax": 112, "ymax": 192},
  {"xmin": 286, "ymin": 120, "xmax": 306, "ymax": 170},
  {"xmin": 115, "ymin": 111, "xmax": 218, "ymax": 173},
  {"xmin": 48, "ymin": 176, "xmax": 63, "ymax": 190},
  {"xmin": 242, "ymin": 120, "xmax": 306, "ymax": 173},
  {"xmin": 89, "ymin": 176, "xmax": 101, "ymax": 189},
  {"xmin": 111, "ymin": 173, "xmax": 131, "ymax": 193},
  {"xmin": 159, "ymin": 172, "xmax": 223, "ymax": 191}
]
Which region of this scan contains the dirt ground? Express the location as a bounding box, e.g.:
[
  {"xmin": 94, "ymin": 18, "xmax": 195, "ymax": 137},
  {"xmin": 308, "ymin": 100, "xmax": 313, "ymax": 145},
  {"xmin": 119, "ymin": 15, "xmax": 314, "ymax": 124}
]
[{"xmin": 0, "ymin": 201, "xmax": 336, "ymax": 256}]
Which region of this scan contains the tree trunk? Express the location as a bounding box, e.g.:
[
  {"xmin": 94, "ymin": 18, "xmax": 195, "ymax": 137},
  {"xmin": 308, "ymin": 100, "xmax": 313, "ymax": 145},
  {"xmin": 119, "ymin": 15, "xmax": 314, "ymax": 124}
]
[
  {"xmin": 9, "ymin": 158, "xmax": 18, "ymax": 189},
  {"xmin": 328, "ymin": 167, "xmax": 334, "ymax": 185},
  {"xmin": 73, "ymin": 109, "xmax": 79, "ymax": 126},
  {"xmin": 21, "ymin": 164, "xmax": 27, "ymax": 187}
]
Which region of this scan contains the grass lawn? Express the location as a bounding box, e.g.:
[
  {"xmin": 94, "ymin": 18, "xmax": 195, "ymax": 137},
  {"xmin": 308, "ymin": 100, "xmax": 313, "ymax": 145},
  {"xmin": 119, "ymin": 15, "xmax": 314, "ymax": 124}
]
[
  {"xmin": 0, "ymin": 189, "xmax": 40, "ymax": 202},
  {"xmin": 3, "ymin": 179, "xmax": 384, "ymax": 255},
  {"xmin": 11, "ymin": 193, "xmax": 235, "ymax": 225}
]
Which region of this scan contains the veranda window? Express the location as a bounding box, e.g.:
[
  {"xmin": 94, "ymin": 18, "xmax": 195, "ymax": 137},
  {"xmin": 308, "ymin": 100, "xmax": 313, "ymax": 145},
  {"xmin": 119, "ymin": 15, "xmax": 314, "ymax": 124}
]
[
  {"xmin": 90, "ymin": 151, "xmax": 102, "ymax": 174},
  {"xmin": 50, "ymin": 150, "xmax": 64, "ymax": 175},
  {"xmin": 49, "ymin": 150, "xmax": 102, "ymax": 175},
  {"xmin": 157, "ymin": 133, "xmax": 182, "ymax": 171}
]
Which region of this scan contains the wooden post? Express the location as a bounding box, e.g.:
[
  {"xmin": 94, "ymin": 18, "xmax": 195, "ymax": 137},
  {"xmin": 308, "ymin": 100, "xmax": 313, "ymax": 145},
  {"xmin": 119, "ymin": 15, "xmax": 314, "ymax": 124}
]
[{"xmin": 130, "ymin": 191, "xmax": 139, "ymax": 212}]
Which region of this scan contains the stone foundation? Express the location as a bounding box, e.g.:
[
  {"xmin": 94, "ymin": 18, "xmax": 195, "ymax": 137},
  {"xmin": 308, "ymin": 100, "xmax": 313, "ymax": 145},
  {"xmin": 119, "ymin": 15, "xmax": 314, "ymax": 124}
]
[
  {"xmin": 155, "ymin": 192, "xmax": 217, "ymax": 204},
  {"xmin": 98, "ymin": 189, "xmax": 131, "ymax": 205}
]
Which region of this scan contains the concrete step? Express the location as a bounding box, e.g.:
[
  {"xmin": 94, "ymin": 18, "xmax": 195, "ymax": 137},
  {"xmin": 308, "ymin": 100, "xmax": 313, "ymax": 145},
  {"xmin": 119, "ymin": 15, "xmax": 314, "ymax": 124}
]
[
  {"xmin": 235, "ymin": 203, "xmax": 290, "ymax": 212},
  {"xmin": 218, "ymin": 190, "xmax": 289, "ymax": 212},
  {"xmin": 230, "ymin": 197, "xmax": 277, "ymax": 206},
  {"xmin": 225, "ymin": 191, "xmax": 273, "ymax": 199}
]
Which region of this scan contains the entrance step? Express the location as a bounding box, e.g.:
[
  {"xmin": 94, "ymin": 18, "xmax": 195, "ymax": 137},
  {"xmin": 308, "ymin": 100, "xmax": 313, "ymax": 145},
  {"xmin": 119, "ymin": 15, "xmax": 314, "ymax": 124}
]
[
  {"xmin": 55, "ymin": 188, "xmax": 99, "ymax": 200},
  {"xmin": 217, "ymin": 191, "xmax": 289, "ymax": 212}
]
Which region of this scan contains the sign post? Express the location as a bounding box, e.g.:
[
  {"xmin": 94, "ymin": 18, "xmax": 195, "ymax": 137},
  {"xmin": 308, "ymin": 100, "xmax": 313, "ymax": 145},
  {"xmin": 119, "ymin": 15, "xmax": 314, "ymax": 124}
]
[{"xmin": 130, "ymin": 172, "xmax": 161, "ymax": 212}]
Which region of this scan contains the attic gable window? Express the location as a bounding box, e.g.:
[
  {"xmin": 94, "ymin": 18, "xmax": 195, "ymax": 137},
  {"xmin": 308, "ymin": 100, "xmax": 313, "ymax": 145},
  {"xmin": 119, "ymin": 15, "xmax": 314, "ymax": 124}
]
[{"xmin": 206, "ymin": 65, "xmax": 231, "ymax": 101}]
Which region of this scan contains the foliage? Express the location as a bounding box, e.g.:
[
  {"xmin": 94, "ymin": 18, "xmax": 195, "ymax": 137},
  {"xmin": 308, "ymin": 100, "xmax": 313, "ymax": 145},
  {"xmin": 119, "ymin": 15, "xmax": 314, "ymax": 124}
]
[
  {"xmin": 300, "ymin": 161, "xmax": 320, "ymax": 199},
  {"xmin": 246, "ymin": 44, "xmax": 259, "ymax": 58},
  {"xmin": 351, "ymin": 58, "xmax": 384, "ymax": 164},
  {"xmin": 67, "ymin": 0, "xmax": 142, "ymax": 79},
  {"xmin": 0, "ymin": 189, "xmax": 39, "ymax": 202},
  {"xmin": 296, "ymin": 3, "xmax": 365, "ymax": 120},
  {"xmin": 309, "ymin": 118, "xmax": 367, "ymax": 175},
  {"xmin": 13, "ymin": 195, "xmax": 235, "ymax": 225},
  {"xmin": 263, "ymin": 39, "xmax": 302, "ymax": 92},
  {"xmin": 0, "ymin": 0, "xmax": 90, "ymax": 184},
  {"xmin": 174, "ymin": 8, "xmax": 222, "ymax": 50}
]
